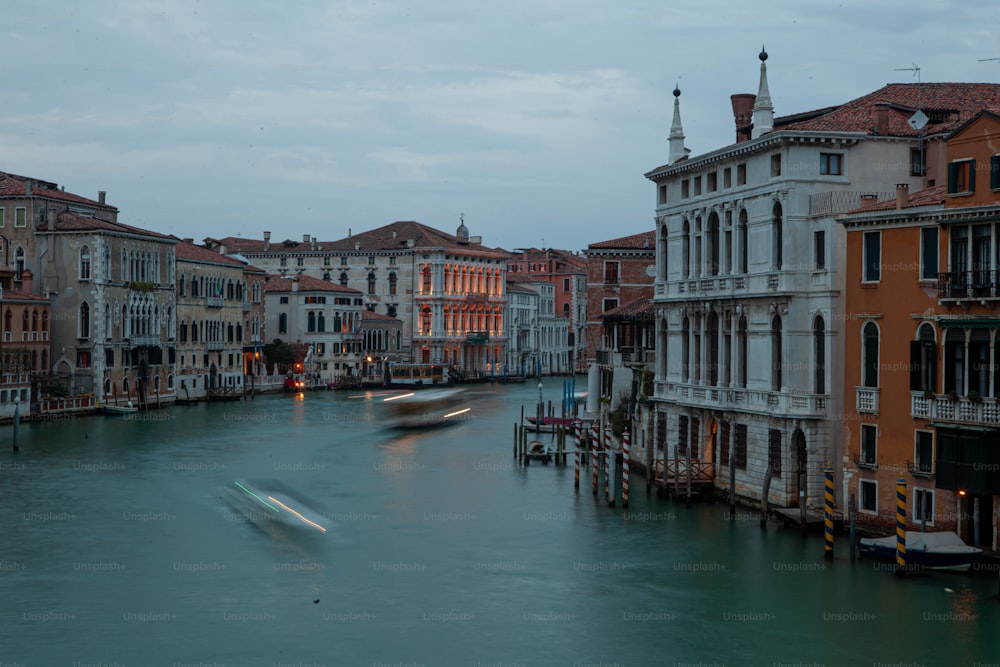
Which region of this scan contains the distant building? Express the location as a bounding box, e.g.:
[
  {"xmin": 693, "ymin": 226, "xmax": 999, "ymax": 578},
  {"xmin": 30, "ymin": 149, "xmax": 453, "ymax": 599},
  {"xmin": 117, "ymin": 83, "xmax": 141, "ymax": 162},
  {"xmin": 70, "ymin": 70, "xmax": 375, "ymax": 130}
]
[
  {"xmin": 584, "ymin": 231, "xmax": 656, "ymax": 366},
  {"xmin": 0, "ymin": 268, "xmax": 50, "ymax": 419},
  {"xmin": 175, "ymin": 240, "xmax": 250, "ymax": 400},
  {"xmin": 262, "ymin": 274, "xmax": 365, "ymax": 384},
  {"xmin": 507, "ymin": 248, "xmax": 587, "ymax": 372},
  {"xmin": 211, "ymin": 219, "xmax": 509, "ymax": 376}
]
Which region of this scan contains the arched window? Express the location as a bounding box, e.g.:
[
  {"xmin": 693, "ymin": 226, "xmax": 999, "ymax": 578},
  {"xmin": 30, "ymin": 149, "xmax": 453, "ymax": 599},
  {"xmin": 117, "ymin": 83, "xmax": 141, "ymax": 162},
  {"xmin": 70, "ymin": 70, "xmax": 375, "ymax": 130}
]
[
  {"xmin": 693, "ymin": 217, "xmax": 703, "ymax": 278},
  {"xmin": 15, "ymin": 247, "xmax": 25, "ymax": 279},
  {"xmin": 707, "ymin": 212, "xmax": 720, "ymax": 277},
  {"xmin": 279, "ymin": 313, "xmax": 288, "ymax": 334},
  {"xmin": 707, "ymin": 311, "xmax": 719, "ymax": 386},
  {"xmin": 682, "ymin": 220, "xmax": 691, "ymax": 279},
  {"xmin": 79, "ymin": 302, "xmax": 91, "ymax": 339},
  {"xmin": 912, "ymin": 323, "xmax": 936, "ymax": 393},
  {"xmin": 178, "ymin": 274, "xmax": 185, "ymax": 297},
  {"xmin": 79, "ymin": 246, "xmax": 91, "ymax": 280},
  {"xmin": 4, "ymin": 308, "xmax": 12, "ymax": 336},
  {"xmin": 814, "ymin": 315, "xmax": 826, "ymax": 394},
  {"xmin": 123, "ymin": 377, "xmax": 130, "ymax": 395},
  {"xmin": 339, "ymin": 272, "xmax": 349, "ymax": 287},
  {"xmin": 772, "ymin": 202, "xmax": 783, "ymax": 271},
  {"xmin": 771, "ymin": 315, "xmax": 783, "ymax": 390},
  {"xmin": 681, "ymin": 316, "xmax": 690, "ymax": 383},
  {"xmin": 862, "ymin": 322, "xmax": 879, "ymax": 388},
  {"xmin": 307, "ymin": 311, "xmax": 316, "ymax": 333},
  {"xmin": 318, "ymin": 312, "xmax": 326, "ymax": 332},
  {"xmin": 368, "ymin": 272, "xmax": 376, "ymax": 295},
  {"xmin": 388, "ymin": 272, "xmax": 397, "ymax": 296},
  {"xmin": 738, "ymin": 209, "xmax": 749, "ymax": 274}
]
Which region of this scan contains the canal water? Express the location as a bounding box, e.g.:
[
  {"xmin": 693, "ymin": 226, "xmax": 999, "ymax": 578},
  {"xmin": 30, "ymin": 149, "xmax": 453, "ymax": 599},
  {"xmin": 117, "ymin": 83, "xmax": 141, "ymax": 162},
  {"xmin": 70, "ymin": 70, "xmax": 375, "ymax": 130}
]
[{"xmin": 2, "ymin": 383, "xmax": 998, "ymax": 667}]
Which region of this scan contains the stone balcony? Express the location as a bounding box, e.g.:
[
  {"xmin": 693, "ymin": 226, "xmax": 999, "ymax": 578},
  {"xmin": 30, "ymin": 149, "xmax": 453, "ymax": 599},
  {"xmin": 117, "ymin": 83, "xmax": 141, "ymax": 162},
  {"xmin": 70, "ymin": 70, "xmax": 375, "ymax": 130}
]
[
  {"xmin": 654, "ymin": 381, "xmax": 828, "ymax": 419},
  {"xmin": 911, "ymin": 391, "xmax": 1000, "ymax": 426}
]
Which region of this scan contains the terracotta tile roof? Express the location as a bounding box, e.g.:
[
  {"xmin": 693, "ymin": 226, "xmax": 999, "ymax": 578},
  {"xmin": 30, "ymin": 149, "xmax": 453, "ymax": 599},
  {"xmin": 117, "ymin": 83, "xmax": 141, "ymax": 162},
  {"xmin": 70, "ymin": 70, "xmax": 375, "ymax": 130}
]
[
  {"xmin": 0, "ymin": 289, "xmax": 49, "ymax": 302},
  {"xmin": 780, "ymin": 83, "xmax": 1000, "ymax": 136},
  {"xmin": 217, "ymin": 221, "xmax": 508, "ymax": 257},
  {"xmin": 601, "ymin": 296, "xmax": 654, "ymax": 319},
  {"xmin": 175, "ymin": 241, "xmax": 249, "ymax": 267},
  {"xmin": 362, "ymin": 309, "xmax": 400, "ymax": 323},
  {"xmin": 588, "ymin": 230, "xmax": 655, "ymax": 250},
  {"xmin": 507, "ymin": 282, "xmax": 540, "ymax": 293},
  {"xmin": 0, "ymin": 172, "xmax": 117, "ymax": 211},
  {"xmin": 263, "ymin": 274, "xmax": 362, "ymax": 294},
  {"xmin": 848, "ymin": 184, "xmax": 946, "ymax": 213},
  {"xmin": 37, "ymin": 210, "xmax": 174, "ymax": 240}
]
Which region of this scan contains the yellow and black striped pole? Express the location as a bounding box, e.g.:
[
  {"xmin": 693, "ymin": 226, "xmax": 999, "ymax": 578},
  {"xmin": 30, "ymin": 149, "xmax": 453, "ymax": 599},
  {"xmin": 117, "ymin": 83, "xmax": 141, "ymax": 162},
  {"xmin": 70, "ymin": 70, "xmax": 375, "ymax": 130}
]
[
  {"xmin": 895, "ymin": 477, "xmax": 907, "ymax": 574},
  {"xmin": 824, "ymin": 463, "xmax": 834, "ymax": 560}
]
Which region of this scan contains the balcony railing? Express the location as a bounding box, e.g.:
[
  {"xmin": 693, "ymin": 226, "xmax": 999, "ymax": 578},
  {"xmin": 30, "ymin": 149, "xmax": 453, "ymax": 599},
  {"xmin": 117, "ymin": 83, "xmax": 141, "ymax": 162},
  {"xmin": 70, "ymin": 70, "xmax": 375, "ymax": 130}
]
[
  {"xmin": 856, "ymin": 387, "xmax": 879, "ymax": 414},
  {"xmin": 658, "ymin": 383, "xmax": 828, "ymax": 418},
  {"xmin": 206, "ymin": 296, "xmax": 225, "ymax": 308},
  {"xmin": 130, "ymin": 334, "xmax": 160, "ymax": 347},
  {"xmin": 937, "ymin": 271, "xmax": 1000, "ymax": 300},
  {"xmin": 911, "ymin": 391, "xmax": 1000, "ymax": 425},
  {"xmin": 206, "ymin": 341, "xmax": 226, "ymax": 351}
]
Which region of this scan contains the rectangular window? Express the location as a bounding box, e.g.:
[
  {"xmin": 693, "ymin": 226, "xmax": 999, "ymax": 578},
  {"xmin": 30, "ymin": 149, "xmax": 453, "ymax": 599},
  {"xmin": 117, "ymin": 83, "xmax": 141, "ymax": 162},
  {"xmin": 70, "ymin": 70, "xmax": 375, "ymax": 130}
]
[
  {"xmin": 863, "ymin": 231, "xmax": 881, "ymax": 282},
  {"xmin": 296, "ymin": 257, "xmax": 304, "ymax": 266},
  {"xmin": 681, "ymin": 180, "xmax": 690, "ymax": 199},
  {"xmin": 693, "ymin": 177, "xmax": 702, "ymax": 196},
  {"xmin": 368, "ymin": 256, "xmax": 376, "ymax": 265},
  {"xmin": 15, "ymin": 207, "xmax": 26, "ymax": 228},
  {"xmin": 723, "ymin": 168, "xmax": 732, "ymax": 189},
  {"xmin": 911, "ymin": 148, "xmax": 926, "ymax": 177},
  {"xmin": 768, "ymin": 429, "xmax": 782, "ymax": 477},
  {"xmin": 991, "ymin": 155, "xmax": 1000, "ymax": 191},
  {"xmin": 707, "ymin": 172, "xmax": 717, "ymax": 192},
  {"xmin": 920, "ymin": 227, "xmax": 938, "ymax": 280},
  {"xmin": 737, "ymin": 163, "xmax": 747, "ymax": 186},
  {"xmin": 0, "ymin": 208, "xmax": 4, "ymax": 228},
  {"xmin": 323, "ymin": 256, "xmax": 331, "ymax": 266},
  {"xmin": 914, "ymin": 488, "xmax": 934, "ymax": 525},
  {"xmin": 770, "ymin": 154, "xmax": 781, "ymax": 177},
  {"xmin": 819, "ymin": 153, "xmax": 843, "ymax": 175},
  {"xmin": 562, "ymin": 278, "xmax": 570, "ymax": 292},
  {"xmin": 860, "ymin": 424, "xmax": 877, "ymax": 467},
  {"xmin": 279, "ymin": 257, "xmax": 287, "ymax": 267},
  {"xmin": 658, "ymin": 184, "xmax": 667, "ymax": 205},
  {"xmin": 814, "ymin": 231, "xmax": 826, "ymax": 269},
  {"xmin": 604, "ymin": 261, "xmax": 620, "ymax": 284},
  {"xmin": 914, "ymin": 430, "xmax": 934, "ymax": 474},
  {"xmin": 734, "ymin": 424, "xmax": 747, "ymax": 470},
  {"xmin": 602, "ymin": 298, "xmax": 618, "ymax": 314},
  {"xmin": 947, "ymin": 159, "xmax": 975, "ymax": 195},
  {"xmin": 389, "ymin": 256, "xmax": 397, "ymax": 265},
  {"xmin": 279, "ymin": 296, "xmax": 289, "ymax": 304},
  {"xmin": 719, "ymin": 422, "xmax": 730, "ymax": 467},
  {"xmin": 340, "ymin": 257, "xmax": 348, "ymax": 266},
  {"xmin": 677, "ymin": 415, "xmax": 689, "ymax": 456},
  {"xmin": 859, "ymin": 479, "xmax": 878, "ymax": 514}
]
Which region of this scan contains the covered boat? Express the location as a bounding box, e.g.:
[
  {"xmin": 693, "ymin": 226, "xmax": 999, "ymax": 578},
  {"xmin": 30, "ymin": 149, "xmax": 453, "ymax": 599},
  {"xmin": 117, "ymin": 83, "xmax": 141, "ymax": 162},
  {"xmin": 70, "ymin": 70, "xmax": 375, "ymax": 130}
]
[{"xmin": 858, "ymin": 530, "xmax": 982, "ymax": 571}]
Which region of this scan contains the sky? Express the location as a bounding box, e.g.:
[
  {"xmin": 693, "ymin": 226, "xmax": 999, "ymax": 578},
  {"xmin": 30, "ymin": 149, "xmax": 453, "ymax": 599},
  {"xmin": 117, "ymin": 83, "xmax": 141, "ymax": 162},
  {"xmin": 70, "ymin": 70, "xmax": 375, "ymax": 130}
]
[{"xmin": 1, "ymin": 1, "xmax": 998, "ymax": 253}]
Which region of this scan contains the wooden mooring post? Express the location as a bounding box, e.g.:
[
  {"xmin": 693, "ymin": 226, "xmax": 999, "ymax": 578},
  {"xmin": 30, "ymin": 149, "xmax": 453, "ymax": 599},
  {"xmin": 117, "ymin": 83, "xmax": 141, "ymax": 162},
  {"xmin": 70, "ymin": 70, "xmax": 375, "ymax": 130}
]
[{"xmin": 761, "ymin": 465, "xmax": 774, "ymax": 529}]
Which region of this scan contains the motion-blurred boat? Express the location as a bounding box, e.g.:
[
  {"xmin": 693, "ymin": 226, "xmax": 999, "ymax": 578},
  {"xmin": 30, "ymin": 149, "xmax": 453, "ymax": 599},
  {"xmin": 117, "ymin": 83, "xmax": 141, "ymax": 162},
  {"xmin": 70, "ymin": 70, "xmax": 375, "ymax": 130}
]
[
  {"xmin": 226, "ymin": 479, "xmax": 328, "ymax": 533},
  {"xmin": 382, "ymin": 388, "xmax": 470, "ymax": 429}
]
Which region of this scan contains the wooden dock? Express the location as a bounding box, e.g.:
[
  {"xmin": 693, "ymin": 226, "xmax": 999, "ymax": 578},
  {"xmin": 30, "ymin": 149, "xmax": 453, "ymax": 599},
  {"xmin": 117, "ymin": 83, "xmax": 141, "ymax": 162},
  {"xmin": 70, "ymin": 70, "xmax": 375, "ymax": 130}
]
[{"xmin": 652, "ymin": 460, "xmax": 715, "ymax": 499}]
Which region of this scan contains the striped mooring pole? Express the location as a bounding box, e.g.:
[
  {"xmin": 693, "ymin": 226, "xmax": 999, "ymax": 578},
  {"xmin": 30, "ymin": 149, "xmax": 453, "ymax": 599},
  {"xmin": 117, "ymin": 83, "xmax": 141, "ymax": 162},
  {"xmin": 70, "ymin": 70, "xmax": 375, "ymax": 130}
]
[
  {"xmin": 895, "ymin": 477, "xmax": 907, "ymax": 574},
  {"xmin": 591, "ymin": 422, "xmax": 600, "ymax": 495},
  {"xmin": 622, "ymin": 429, "xmax": 630, "ymax": 509},
  {"xmin": 824, "ymin": 462, "xmax": 834, "ymax": 560},
  {"xmin": 574, "ymin": 419, "xmax": 582, "ymax": 490},
  {"xmin": 605, "ymin": 424, "xmax": 613, "ymax": 507}
]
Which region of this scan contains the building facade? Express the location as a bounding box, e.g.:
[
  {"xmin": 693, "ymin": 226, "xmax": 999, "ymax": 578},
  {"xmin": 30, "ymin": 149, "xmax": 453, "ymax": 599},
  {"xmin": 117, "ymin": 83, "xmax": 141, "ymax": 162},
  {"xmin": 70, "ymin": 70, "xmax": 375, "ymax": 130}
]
[
  {"xmin": 840, "ymin": 109, "xmax": 1000, "ymax": 549},
  {"xmin": 646, "ymin": 56, "xmax": 997, "ymax": 508},
  {"xmin": 175, "ymin": 240, "xmax": 250, "ymax": 401},
  {"xmin": 263, "ymin": 274, "xmax": 365, "ymax": 384}
]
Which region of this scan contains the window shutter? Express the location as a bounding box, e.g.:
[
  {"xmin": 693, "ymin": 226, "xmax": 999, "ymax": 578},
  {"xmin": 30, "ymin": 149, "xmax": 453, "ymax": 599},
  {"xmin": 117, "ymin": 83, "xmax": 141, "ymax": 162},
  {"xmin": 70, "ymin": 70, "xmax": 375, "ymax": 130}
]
[
  {"xmin": 947, "ymin": 162, "xmax": 957, "ymax": 194},
  {"xmin": 968, "ymin": 159, "xmax": 976, "ymax": 193},
  {"xmin": 910, "ymin": 340, "xmax": 922, "ymax": 391},
  {"xmin": 992, "ymin": 156, "xmax": 1000, "ymax": 190}
]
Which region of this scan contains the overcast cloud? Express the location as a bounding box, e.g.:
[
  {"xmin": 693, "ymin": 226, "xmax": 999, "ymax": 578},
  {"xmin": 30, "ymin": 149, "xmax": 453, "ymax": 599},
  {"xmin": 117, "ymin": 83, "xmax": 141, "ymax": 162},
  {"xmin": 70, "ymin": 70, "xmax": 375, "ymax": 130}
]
[{"xmin": 1, "ymin": 1, "xmax": 997, "ymax": 251}]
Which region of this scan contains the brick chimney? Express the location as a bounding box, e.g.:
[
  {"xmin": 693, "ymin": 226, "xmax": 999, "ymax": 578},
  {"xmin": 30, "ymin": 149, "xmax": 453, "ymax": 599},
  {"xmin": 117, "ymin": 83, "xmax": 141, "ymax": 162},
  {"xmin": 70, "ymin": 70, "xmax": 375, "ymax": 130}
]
[
  {"xmin": 263, "ymin": 230, "xmax": 271, "ymax": 251},
  {"xmin": 896, "ymin": 183, "xmax": 909, "ymax": 210},
  {"xmin": 859, "ymin": 194, "xmax": 879, "ymax": 210},
  {"xmin": 19, "ymin": 268, "xmax": 33, "ymax": 293},
  {"xmin": 874, "ymin": 107, "xmax": 889, "ymax": 136},
  {"xmin": 731, "ymin": 94, "xmax": 756, "ymax": 143}
]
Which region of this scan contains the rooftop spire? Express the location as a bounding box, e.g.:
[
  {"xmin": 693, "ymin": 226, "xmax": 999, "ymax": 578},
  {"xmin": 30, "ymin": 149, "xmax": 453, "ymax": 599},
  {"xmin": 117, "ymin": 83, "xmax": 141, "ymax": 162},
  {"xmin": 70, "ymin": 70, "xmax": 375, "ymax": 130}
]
[
  {"xmin": 668, "ymin": 83, "xmax": 686, "ymax": 164},
  {"xmin": 751, "ymin": 46, "xmax": 774, "ymax": 139}
]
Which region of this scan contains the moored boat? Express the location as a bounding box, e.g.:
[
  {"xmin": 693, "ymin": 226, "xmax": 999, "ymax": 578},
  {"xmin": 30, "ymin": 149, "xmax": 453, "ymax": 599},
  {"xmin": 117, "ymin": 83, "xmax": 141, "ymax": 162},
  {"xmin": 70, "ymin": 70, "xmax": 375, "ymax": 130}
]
[
  {"xmin": 525, "ymin": 440, "xmax": 553, "ymax": 464},
  {"xmin": 104, "ymin": 402, "xmax": 138, "ymax": 415},
  {"xmin": 858, "ymin": 530, "xmax": 982, "ymax": 571}
]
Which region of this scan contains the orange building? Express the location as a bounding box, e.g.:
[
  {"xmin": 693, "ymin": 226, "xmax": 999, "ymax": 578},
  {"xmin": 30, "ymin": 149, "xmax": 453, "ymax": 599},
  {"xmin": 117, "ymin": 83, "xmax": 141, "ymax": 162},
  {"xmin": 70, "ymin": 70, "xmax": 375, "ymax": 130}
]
[{"xmin": 840, "ymin": 109, "xmax": 1000, "ymax": 550}]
